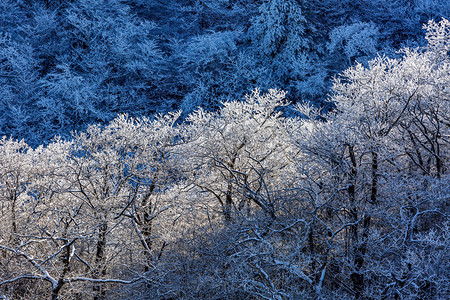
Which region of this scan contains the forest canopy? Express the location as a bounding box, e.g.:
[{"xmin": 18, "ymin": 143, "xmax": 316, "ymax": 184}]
[{"xmin": 0, "ymin": 0, "xmax": 449, "ymax": 145}]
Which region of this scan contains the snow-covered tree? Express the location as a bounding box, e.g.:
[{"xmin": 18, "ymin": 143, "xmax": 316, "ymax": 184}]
[
  {"xmin": 287, "ymin": 18, "xmax": 450, "ymax": 298},
  {"xmin": 249, "ymin": 0, "xmax": 326, "ymax": 103},
  {"xmin": 180, "ymin": 89, "xmax": 294, "ymax": 222},
  {"xmin": 0, "ymin": 113, "xmax": 183, "ymax": 299},
  {"xmin": 40, "ymin": 0, "xmax": 162, "ymax": 132},
  {"xmin": 0, "ymin": 32, "xmax": 42, "ymax": 143},
  {"xmin": 328, "ymin": 22, "xmax": 380, "ymax": 67}
]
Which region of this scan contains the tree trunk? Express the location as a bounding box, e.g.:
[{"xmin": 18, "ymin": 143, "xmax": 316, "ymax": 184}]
[
  {"xmin": 370, "ymin": 151, "xmax": 378, "ymax": 204},
  {"xmin": 347, "ymin": 144, "xmax": 358, "ymax": 247},
  {"xmin": 346, "ymin": 144, "xmax": 366, "ymax": 298},
  {"xmin": 94, "ymin": 221, "xmax": 107, "ymax": 300},
  {"xmin": 140, "ymin": 189, "xmax": 155, "ymax": 272},
  {"xmin": 224, "ymin": 182, "xmax": 233, "ymax": 222}
]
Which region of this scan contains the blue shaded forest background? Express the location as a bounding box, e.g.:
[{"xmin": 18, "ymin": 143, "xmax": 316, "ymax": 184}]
[{"xmin": 1, "ymin": 0, "xmax": 448, "ymax": 145}]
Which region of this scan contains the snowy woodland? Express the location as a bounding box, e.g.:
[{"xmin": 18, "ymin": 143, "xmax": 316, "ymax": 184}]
[{"xmin": 0, "ymin": 0, "xmax": 449, "ymax": 299}]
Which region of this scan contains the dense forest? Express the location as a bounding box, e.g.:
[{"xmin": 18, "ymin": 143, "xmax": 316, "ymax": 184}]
[{"xmin": 0, "ymin": 0, "xmax": 449, "ymax": 299}]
